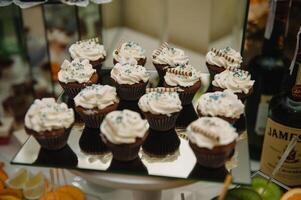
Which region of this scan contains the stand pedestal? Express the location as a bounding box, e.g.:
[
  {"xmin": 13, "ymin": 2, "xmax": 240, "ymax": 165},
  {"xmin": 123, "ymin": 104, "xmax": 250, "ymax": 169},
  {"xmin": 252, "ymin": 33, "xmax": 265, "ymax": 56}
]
[{"xmin": 71, "ymin": 170, "xmax": 194, "ymax": 200}]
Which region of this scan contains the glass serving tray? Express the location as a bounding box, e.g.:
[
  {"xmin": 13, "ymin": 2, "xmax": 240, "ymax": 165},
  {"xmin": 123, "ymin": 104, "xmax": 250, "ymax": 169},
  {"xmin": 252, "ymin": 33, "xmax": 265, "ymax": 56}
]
[{"xmin": 11, "ymin": 69, "xmax": 251, "ymax": 184}]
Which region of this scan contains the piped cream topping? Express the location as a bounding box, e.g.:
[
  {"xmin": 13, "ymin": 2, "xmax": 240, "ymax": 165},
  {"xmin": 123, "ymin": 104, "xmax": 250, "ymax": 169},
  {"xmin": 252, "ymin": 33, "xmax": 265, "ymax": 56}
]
[
  {"xmin": 74, "ymin": 84, "xmax": 119, "ymax": 110},
  {"xmin": 206, "ymin": 47, "xmax": 242, "ymax": 69},
  {"xmin": 197, "ymin": 90, "xmax": 244, "ymax": 119},
  {"xmin": 164, "ymin": 64, "xmax": 201, "ymax": 87},
  {"xmin": 212, "ymin": 69, "xmax": 254, "ymax": 94},
  {"xmin": 69, "ymin": 38, "xmax": 106, "ymax": 61},
  {"xmin": 111, "ymin": 62, "xmax": 149, "ymax": 85},
  {"xmin": 101, "ymin": 109, "xmax": 149, "ymax": 144},
  {"xmin": 25, "ymin": 98, "xmax": 74, "ymax": 132},
  {"xmin": 152, "ymin": 46, "xmax": 189, "ymax": 66},
  {"xmin": 113, "ymin": 41, "xmax": 146, "ymax": 62},
  {"xmin": 58, "ymin": 58, "xmax": 96, "ymax": 84},
  {"xmin": 187, "ymin": 117, "xmax": 238, "ymax": 149},
  {"xmin": 138, "ymin": 92, "xmax": 182, "ymax": 116}
]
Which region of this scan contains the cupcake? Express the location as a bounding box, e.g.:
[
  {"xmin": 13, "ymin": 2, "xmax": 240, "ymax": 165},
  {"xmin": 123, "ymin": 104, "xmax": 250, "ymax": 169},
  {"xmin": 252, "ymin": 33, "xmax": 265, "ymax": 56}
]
[
  {"xmin": 187, "ymin": 117, "xmax": 238, "ymax": 168},
  {"xmin": 152, "ymin": 43, "xmax": 189, "ymax": 80},
  {"xmin": 111, "ymin": 62, "xmax": 149, "ymax": 101},
  {"xmin": 100, "ymin": 109, "xmax": 149, "ymax": 161},
  {"xmin": 0, "ymin": 116, "xmax": 14, "ymax": 144},
  {"xmin": 113, "ymin": 41, "xmax": 146, "ymax": 66},
  {"xmin": 197, "ymin": 90, "xmax": 244, "ymax": 124},
  {"xmin": 206, "ymin": 47, "xmax": 242, "ymax": 77},
  {"xmin": 24, "ymin": 98, "xmax": 74, "ymax": 150},
  {"xmin": 163, "ymin": 64, "xmax": 201, "ymax": 105},
  {"xmin": 212, "ymin": 69, "xmax": 254, "ymax": 101},
  {"xmin": 58, "ymin": 58, "xmax": 98, "ymax": 98},
  {"xmin": 138, "ymin": 89, "xmax": 182, "ymax": 131},
  {"xmin": 74, "ymin": 84, "xmax": 119, "ymax": 128},
  {"xmin": 69, "ymin": 38, "xmax": 106, "ymax": 69}
]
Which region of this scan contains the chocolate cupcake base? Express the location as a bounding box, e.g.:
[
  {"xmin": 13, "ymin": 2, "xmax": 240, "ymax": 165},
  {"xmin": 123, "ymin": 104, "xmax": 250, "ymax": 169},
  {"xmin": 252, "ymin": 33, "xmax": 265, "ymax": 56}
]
[
  {"xmin": 188, "ymin": 163, "xmax": 228, "ymax": 181},
  {"xmin": 113, "ymin": 80, "xmax": 148, "ymax": 101},
  {"xmin": 189, "ymin": 141, "xmax": 235, "ymax": 168},
  {"xmin": 206, "ymin": 63, "xmax": 226, "ymax": 80},
  {"xmin": 59, "ymin": 73, "xmax": 99, "ymax": 99},
  {"xmin": 25, "ymin": 127, "xmax": 73, "ymax": 150},
  {"xmin": 142, "ymin": 128, "xmax": 180, "ymax": 156},
  {"xmin": 143, "ymin": 112, "xmax": 179, "ymax": 131},
  {"xmin": 75, "ymin": 102, "xmax": 119, "ymax": 128},
  {"xmin": 164, "ymin": 80, "xmax": 201, "ymax": 105},
  {"xmin": 153, "ymin": 63, "xmax": 169, "ymax": 85},
  {"xmin": 108, "ymin": 157, "xmax": 148, "ymax": 174},
  {"xmin": 34, "ymin": 145, "xmax": 78, "ymax": 167},
  {"xmin": 117, "ymin": 100, "xmax": 143, "ymax": 118},
  {"xmin": 79, "ymin": 126, "xmax": 109, "ymax": 155},
  {"xmin": 176, "ymin": 104, "xmax": 198, "ymax": 128},
  {"xmin": 101, "ymin": 133, "xmax": 148, "ymax": 162}
]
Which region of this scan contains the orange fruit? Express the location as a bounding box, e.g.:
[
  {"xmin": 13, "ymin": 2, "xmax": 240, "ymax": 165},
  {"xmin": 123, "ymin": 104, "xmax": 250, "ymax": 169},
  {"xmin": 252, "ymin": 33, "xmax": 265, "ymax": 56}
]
[
  {"xmin": 0, "ymin": 188, "xmax": 22, "ymax": 199},
  {"xmin": 39, "ymin": 191, "xmax": 75, "ymax": 200},
  {"xmin": 0, "ymin": 170, "xmax": 8, "ymax": 183},
  {"xmin": 0, "ymin": 180, "xmax": 5, "ymax": 190},
  {"xmin": 281, "ymin": 188, "xmax": 301, "ymax": 200},
  {"xmin": 56, "ymin": 185, "xmax": 84, "ymax": 200},
  {"xmin": 39, "ymin": 191, "xmax": 59, "ymax": 200},
  {"xmin": 0, "ymin": 195, "xmax": 21, "ymax": 200}
]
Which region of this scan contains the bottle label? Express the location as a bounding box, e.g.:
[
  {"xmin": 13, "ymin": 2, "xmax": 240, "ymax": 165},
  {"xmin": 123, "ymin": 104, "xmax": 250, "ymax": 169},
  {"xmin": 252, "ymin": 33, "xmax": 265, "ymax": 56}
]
[
  {"xmin": 296, "ymin": 63, "xmax": 301, "ymax": 85},
  {"xmin": 255, "ymin": 95, "xmax": 273, "ymax": 135},
  {"xmin": 260, "ymin": 118, "xmax": 301, "ymax": 186}
]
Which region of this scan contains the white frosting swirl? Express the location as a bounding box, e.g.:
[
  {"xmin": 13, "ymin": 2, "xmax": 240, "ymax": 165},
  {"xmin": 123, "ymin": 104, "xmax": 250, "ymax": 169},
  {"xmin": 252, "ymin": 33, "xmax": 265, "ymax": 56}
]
[
  {"xmin": 212, "ymin": 69, "xmax": 254, "ymax": 94},
  {"xmin": 153, "ymin": 46, "xmax": 189, "ymax": 66},
  {"xmin": 74, "ymin": 84, "xmax": 119, "ymax": 110},
  {"xmin": 164, "ymin": 64, "xmax": 201, "ymax": 87},
  {"xmin": 113, "ymin": 41, "xmax": 146, "ymax": 62},
  {"xmin": 69, "ymin": 40, "xmax": 106, "ymax": 61},
  {"xmin": 206, "ymin": 47, "xmax": 242, "ymax": 69},
  {"xmin": 58, "ymin": 58, "xmax": 96, "ymax": 84},
  {"xmin": 25, "ymin": 98, "xmax": 74, "ymax": 132},
  {"xmin": 197, "ymin": 90, "xmax": 244, "ymax": 119},
  {"xmin": 138, "ymin": 92, "xmax": 182, "ymax": 116},
  {"xmin": 187, "ymin": 117, "xmax": 238, "ymax": 149},
  {"xmin": 111, "ymin": 62, "xmax": 149, "ymax": 85},
  {"xmin": 101, "ymin": 109, "xmax": 149, "ymax": 144}
]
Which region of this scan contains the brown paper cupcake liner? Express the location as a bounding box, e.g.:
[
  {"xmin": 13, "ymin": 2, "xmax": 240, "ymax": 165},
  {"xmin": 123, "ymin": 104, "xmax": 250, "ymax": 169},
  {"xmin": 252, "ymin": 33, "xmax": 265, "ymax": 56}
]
[
  {"xmin": 77, "ymin": 112, "xmax": 105, "ymax": 128},
  {"xmin": 75, "ymin": 103, "xmax": 119, "ymax": 128},
  {"xmin": 142, "ymin": 128, "xmax": 180, "ymax": 156},
  {"xmin": 153, "ymin": 63, "xmax": 169, "ymax": 81},
  {"xmin": 113, "ymin": 80, "xmax": 148, "ymax": 101},
  {"xmin": 189, "ymin": 141, "xmax": 235, "ymax": 168},
  {"xmin": 163, "ymin": 81, "xmax": 201, "ymax": 105},
  {"xmin": 79, "ymin": 127, "xmax": 109, "ymax": 155},
  {"xmin": 30, "ymin": 128, "xmax": 72, "ymax": 150},
  {"xmin": 61, "ymin": 86, "xmax": 83, "ymax": 99},
  {"xmin": 206, "ymin": 63, "xmax": 226, "ymax": 80},
  {"xmin": 143, "ymin": 112, "xmax": 179, "ymax": 131},
  {"xmin": 101, "ymin": 133, "xmax": 148, "ymax": 161}
]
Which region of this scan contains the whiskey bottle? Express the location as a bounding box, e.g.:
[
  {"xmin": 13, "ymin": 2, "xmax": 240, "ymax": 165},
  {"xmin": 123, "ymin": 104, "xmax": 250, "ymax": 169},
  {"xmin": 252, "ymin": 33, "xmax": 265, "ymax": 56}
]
[
  {"xmin": 246, "ymin": 0, "xmax": 292, "ymax": 160},
  {"xmin": 260, "ymin": 27, "xmax": 301, "ymax": 187}
]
